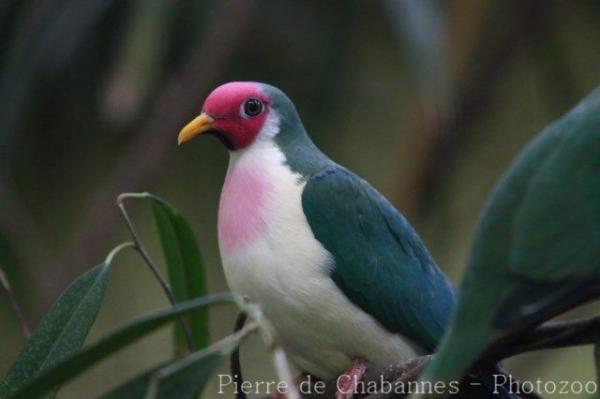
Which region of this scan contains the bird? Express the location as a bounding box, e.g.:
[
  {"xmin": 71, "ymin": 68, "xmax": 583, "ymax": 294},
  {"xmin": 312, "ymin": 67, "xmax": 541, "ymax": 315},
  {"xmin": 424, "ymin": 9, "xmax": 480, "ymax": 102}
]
[
  {"xmin": 177, "ymin": 81, "xmax": 505, "ymax": 398},
  {"xmin": 418, "ymin": 85, "xmax": 600, "ymax": 396}
]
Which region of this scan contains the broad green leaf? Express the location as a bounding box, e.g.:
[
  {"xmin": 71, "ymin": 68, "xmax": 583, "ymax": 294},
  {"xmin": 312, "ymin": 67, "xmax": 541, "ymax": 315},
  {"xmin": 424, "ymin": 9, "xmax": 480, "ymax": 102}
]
[
  {"xmin": 7, "ymin": 293, "xmax": 236, "ymax": 399},
  {"xmin": 123, "ymin": 192, "xmax": 208, "ymax": 353},
  {"xmin": 100, "ymin": 325, "xmax": 253, "ymax": 399},
  {"xmin": 0, "ymin": 263, "xmax": 110, "ymax": 399}
]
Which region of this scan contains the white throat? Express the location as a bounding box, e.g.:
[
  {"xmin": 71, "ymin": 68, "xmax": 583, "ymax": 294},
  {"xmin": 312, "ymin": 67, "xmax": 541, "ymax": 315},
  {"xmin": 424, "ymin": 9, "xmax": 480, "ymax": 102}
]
[{"xmin": 217, "ymin": 108, "xmax": 303, "ymax": 258}]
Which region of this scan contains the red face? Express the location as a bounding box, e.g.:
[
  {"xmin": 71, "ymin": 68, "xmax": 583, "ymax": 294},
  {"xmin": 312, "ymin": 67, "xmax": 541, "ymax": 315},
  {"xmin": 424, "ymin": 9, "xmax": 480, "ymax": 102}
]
[{"xmin": 201, "ymin": 82, "xmax": 270, "ymax": 150}]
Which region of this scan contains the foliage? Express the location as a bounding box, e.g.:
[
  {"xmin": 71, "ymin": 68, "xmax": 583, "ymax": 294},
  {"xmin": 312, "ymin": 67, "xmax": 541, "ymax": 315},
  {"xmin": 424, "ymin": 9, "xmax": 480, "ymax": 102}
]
[
  {"xmin": 0, "ymin": 263, "xmax": 110, "ymax": 398},
  {"xmin": 1, "ymin": 1, "xmax": 599, "ymax": 398},
  {"xmin": 122, "ymin": 193, "xmax": 209, "ymax": 353},
  {"xmin": 100, "ymin": 323, "xmax": 254, "ymax": 399},
  {"xmin": 1, "ymin": 104, "xmax": 599, "ymax": 397},
  {"xmin": 4, "ymin": 86, "xmax": 600, "ymax": 398},
  {"xmin": 0, "ymin": 197, "xmax": 298, "ymax": 399}
]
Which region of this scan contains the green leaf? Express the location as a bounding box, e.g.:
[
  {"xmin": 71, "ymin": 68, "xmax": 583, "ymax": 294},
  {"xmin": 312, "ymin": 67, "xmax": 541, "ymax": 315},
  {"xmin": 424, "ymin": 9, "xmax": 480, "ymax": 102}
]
[
  {"xmin": 98, "ymin": 364, "xmax": 164, "ymax": 399},
  {"xmin": 100, "ymin": 325, "xmax": 253, "ymax": 399},
  {"xmin": 148, "ymin": 352, "xmax": 221, "ymax": 399},
  {"xmin": 0, "ymin": 263, "xmax": 110, "ymax": 398},
  {"xmin": 123, "ymin": 192, "xmax": 209, "ymax": 353},
  {"xmin": 6, "ymin": 293, "xmax": 236, "ymax": 399}
]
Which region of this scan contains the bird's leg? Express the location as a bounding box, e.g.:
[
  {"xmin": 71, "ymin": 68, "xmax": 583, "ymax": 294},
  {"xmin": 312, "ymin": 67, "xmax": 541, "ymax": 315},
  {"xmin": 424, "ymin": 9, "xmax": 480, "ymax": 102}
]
[{"xmin": 336, "ymin": 359, "xmax": 368, "ymax": 399}]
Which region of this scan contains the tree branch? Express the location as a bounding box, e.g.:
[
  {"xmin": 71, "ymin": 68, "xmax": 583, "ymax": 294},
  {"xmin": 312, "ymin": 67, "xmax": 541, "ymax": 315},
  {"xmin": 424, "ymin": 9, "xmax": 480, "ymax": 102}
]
[
  {"xmin": 481, "ymin": 315, "xmax": 600, "ymax": 362},
  {"xmin": 299, "ymin": 315, "xmax": 600, "ymax": 398}
]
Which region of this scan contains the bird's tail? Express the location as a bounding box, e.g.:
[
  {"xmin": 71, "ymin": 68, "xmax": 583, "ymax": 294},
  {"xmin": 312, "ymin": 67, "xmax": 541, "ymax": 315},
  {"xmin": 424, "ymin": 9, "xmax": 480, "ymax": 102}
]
[{"xmin": 412, "ymin": 324, "xmax": 494, "ymax": 398}]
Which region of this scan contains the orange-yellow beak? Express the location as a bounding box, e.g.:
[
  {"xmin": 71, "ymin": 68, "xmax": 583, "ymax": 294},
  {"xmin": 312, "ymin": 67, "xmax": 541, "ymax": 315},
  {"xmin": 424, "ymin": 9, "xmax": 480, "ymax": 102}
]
[{"xmin": 177, "ymin": 113, "xmax": 215, "ymax": 145}]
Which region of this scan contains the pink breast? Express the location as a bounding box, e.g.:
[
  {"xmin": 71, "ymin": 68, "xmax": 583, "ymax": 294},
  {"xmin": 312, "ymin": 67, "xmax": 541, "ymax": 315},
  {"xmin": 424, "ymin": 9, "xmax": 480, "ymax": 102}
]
[{"xmin": 218, "ymin": 164, "xmax": 273, "ymax": 255}]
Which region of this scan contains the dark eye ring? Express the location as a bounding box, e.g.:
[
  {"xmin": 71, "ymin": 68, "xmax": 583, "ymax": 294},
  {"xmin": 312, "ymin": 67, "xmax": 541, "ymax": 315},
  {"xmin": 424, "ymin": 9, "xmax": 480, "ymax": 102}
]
[{"xmin": 243, "ymin": 98, "xmax": 263, "ymax": 117}]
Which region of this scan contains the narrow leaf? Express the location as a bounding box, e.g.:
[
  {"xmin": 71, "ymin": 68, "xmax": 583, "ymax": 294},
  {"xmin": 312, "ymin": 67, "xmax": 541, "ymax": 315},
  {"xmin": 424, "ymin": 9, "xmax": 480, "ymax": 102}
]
[
  {"xmin": 7, "ymin": 293, "xmax": 236, "ymax": 399},
  {"xmin": 100, "ymin": 324, "xmax": 254, "ymax": 399},
  {"xmin": 0, "ymin": 263, "xmax": 110, "ymax": 398},
  {"xmin": 150, "ymin": 203, "xmax": 190, "ymax": 353},
  {"xmin": 99, "ymin": 364, "xmax": 164, "ymax": 399},
  {"xmin": 140, "ymin": 192, "xmax": 208, "ymax": 352},
  {"xmin": 150, "ymin": 352, "xmax": 222, "ymax": 399}
]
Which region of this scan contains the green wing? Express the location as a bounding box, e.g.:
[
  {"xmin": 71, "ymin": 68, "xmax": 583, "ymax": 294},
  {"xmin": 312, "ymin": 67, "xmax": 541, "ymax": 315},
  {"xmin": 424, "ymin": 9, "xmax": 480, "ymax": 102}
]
[
  {"xmin": 420, "ymin": 86, "xmax": 600, "ymax": 385},
  {"xmin": 510, "ymin": 97, "xmax": 600, "ymax": 280},
  {"xmin": 469, "ymin": 86, "xmax": 600, "ymax": 329},
  {"xmin": 301, "ymin": 166, "xmax": 455, "ymax": 351}
]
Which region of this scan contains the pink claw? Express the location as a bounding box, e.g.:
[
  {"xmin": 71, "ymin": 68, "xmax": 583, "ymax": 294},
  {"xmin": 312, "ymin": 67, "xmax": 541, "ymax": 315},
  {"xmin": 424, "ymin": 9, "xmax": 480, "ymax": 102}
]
[{"xmin": 336, "ymin": 359, "xmax": 368, "ymax": 399}]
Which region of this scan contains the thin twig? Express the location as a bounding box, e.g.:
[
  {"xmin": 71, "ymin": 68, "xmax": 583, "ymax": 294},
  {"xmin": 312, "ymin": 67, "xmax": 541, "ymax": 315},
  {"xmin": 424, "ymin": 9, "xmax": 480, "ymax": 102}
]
[
  {"xmin": 231, "ymin": 310, "xmax": 248, "ymax": 399},
  {"xmin": 116, "ymin": 196, "xmax": 195, "ymax": 352},
  {"xmin": 0, "ymin": 264, "xmax": 31, "ymax": 339},
  {"xmin": 116, "ymin": 197, "xmax": 175, "ymax": 301}
]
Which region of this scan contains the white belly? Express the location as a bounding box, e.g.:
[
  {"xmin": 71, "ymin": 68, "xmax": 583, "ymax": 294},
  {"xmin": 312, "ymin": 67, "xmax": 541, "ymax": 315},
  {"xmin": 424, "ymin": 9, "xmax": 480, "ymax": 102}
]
[{"xmin": 218, "ymin": 142, "xmax": 421, "ymax": 379}]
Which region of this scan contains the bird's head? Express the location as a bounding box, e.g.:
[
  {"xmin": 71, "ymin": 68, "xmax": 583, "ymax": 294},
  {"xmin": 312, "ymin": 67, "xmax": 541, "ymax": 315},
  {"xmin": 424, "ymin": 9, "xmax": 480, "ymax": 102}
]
[{"xmin": 178, "ymin": 81, "xmax": 300, "ymax": 151}]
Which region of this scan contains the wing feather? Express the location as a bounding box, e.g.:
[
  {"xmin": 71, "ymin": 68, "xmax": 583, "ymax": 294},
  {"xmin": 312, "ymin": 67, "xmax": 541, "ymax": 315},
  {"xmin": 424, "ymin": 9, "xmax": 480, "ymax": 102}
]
[{"xmin": 301, "ymin": 166, "xmax": 455, "ymax": 351}]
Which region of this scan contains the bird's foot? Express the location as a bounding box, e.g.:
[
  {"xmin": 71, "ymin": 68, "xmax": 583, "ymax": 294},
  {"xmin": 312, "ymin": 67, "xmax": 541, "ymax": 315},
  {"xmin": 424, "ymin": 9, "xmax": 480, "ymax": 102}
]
[{"xmin": 336, "ymin": 359, "xmax": 367, "ymax": 399}]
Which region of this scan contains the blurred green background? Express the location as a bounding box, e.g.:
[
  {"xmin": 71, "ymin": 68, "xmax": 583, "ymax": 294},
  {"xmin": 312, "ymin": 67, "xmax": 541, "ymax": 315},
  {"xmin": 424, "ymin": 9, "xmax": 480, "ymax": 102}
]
[{"xmin": 1, "ymin": 0, "xmax": 599, "ymax": 397}]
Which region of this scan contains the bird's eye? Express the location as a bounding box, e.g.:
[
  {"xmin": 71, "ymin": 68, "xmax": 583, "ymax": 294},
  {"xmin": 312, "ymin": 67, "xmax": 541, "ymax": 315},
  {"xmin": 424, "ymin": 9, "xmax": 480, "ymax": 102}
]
[{"xmin": 243, "ymin": 98, "xmax": 263, "ymax": 117}]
